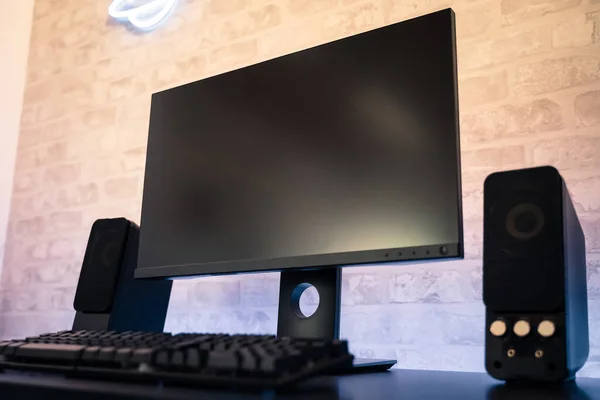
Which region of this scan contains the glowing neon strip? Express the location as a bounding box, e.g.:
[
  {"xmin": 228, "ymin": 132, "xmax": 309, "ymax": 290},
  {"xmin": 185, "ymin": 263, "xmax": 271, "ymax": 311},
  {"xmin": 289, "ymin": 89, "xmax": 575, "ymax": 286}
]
[{"xmin": 108, "ymin": 0, "xmax": 178, "ymax": 31}]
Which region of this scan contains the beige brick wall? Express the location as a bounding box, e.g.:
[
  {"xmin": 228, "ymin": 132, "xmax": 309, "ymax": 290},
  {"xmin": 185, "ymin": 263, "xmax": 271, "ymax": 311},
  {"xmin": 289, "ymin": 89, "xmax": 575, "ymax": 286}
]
[
  {"xmin": 2, "ymin": 0, "xmax": 600, "ymax": 374},
  {"xmin": 0, "ymin": 0, "xmax": 35, "ymax": 285}
]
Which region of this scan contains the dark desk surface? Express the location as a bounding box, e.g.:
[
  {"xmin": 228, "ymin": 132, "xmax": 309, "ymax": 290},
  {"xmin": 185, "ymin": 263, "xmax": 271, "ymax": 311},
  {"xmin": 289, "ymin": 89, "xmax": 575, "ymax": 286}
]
[{"xmin": 0, "ymin": 369, "xmax": 598, "ymax": 400}]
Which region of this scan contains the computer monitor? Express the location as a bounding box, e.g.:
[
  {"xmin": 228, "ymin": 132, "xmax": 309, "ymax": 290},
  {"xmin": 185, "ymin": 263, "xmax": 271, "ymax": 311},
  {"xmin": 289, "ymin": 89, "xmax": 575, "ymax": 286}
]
[{"xmin": 136, "ymin": 9, "xmax": 462, "ymax": 369}]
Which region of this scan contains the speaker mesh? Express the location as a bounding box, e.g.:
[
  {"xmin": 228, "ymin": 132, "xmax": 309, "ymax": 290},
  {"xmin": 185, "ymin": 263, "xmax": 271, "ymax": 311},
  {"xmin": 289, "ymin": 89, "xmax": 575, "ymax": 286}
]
[
  {"xmin": 483, "ymin": 167, "xmax": 565, "ymax": 313},
  {"xmin": 73, "ymin": 218, "xmax": 131, "ymax": 313}
]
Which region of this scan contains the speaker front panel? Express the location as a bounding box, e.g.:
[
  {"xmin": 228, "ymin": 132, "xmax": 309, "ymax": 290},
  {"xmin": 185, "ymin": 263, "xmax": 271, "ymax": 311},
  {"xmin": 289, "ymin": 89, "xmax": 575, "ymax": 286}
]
[
  {"xmin": 483, "ymin": 167, "xmax": 565, "ymax": 313},
  {"xmin": 73, "ymin": 218, "xmax": 131, "ymax": 313}
]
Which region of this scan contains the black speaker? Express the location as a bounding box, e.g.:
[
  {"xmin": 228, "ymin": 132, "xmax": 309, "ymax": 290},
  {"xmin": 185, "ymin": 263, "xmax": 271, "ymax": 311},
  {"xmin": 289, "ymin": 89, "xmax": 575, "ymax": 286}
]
[
  {"xmin": 72, "ymin": 218, "xmax": 172, "ymax": 332},
  {"xmin": 483, "ymin": 166, "xmax": 589, "ymax": 381}
]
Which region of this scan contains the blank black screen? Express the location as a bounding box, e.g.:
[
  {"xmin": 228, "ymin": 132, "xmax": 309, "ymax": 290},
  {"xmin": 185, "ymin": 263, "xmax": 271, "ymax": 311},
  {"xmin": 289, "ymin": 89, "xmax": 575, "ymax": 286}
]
[{"xmin": 137, "ymin": 10, "xmax": 462, "ymax": 278}]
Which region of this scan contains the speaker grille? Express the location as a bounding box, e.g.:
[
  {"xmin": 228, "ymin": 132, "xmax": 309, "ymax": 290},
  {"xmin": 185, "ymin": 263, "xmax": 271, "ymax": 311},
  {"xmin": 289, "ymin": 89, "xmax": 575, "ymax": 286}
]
[
  {"xmin": 483, "ymin": 167, "xmax": 565, "ymax": 313},
  {"xmin": 73, "ymin": 218, "xmax": 131, "ymax": 313}
]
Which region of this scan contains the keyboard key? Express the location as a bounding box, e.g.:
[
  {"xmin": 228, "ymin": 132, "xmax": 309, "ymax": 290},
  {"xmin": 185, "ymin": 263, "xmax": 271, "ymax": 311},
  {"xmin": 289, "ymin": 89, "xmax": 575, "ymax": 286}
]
[
  {"xmin": 131, "ymin": 348, "xmax": 154, "ymax": 364},
  {"xmin": 155, "ymin": 350, "xmax": 170, "ymax": 367},
  {"xmin": 214, "ymin": 342, "xmax": 231, "ymax": 352},
  {"xmin": 171, "ymin": 350, "xmax": 185, "ymax": 367},
  {"xmin": 115, "ymin": 348, "xmax": 133, "ymax": 364},
  {"xmin": 4, "ymin": 342, "xmax": 25, "ymax": 356},
  {"xmin": 185, "ymin": 348, "xmax": 201, "ymax": 369},
  {"xmin": 82, "ymin": 346, "xmax": 100, "ymax": 362},
  {"xmin": 98, "ymin": 347, "xmax": 116, "ymax": 362},
  {"xmin": 0, "ymin": 341, "xmax": 13, "ymax": 353},
  {"xmin": 238, "ymin": 347, "xmax": 257, "ymax": 371},
  {"xmin": 173, "ymin": 336, "xmax": 211, "ymax": 350},
  {"xmin": 199, "ymin": 342, "xmax": 213, "ymax": 351},
  {"xmin": 207, "ymin": 351, "xmax": 238, "ymax": 370},
  {"xmin": 15, "ymin": 343, "xmax": 85, "ymax": 360}
]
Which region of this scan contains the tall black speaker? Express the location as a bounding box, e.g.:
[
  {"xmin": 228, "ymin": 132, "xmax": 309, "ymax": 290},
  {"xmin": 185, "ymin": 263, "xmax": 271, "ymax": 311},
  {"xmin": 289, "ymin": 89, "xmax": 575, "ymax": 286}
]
[
  {"xmin": 483, "ymin": 166, "xmax": 588, "ymax": 381},
  {"xmin": 72, "ymin": 218, "xmax": 172, "ymax": 332}
]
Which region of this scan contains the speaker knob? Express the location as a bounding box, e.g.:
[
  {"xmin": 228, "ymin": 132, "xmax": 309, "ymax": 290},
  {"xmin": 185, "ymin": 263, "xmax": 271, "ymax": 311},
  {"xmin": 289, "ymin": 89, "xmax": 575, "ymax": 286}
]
[
  {"xmin": 490, "ymin": 320, "xmax": 507, "ymax": 337},
  {"xmin": 537, "ymin": 320, "xmax": 556, "ymax": 338},
  {"xmin": 513, "ymin": 320, "xmax": 531, "ymax": 337}
]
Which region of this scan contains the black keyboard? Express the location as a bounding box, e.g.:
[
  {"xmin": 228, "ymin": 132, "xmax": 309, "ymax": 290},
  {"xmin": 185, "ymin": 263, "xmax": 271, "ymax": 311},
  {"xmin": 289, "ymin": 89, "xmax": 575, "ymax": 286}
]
[{"xmin": 0, "ymin": 331, "xmax": 353, "ymax": 389}]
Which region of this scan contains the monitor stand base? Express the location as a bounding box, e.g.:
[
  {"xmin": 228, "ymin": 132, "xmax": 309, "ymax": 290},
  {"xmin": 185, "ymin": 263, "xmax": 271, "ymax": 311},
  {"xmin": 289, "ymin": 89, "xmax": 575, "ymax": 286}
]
[
  {"xmin": 277, "ymin": 267, "xmax": 396, "ymax": 373},
  {"xmin": 332, "ymin": 358, "xmax": 397, "ymax": 374}
]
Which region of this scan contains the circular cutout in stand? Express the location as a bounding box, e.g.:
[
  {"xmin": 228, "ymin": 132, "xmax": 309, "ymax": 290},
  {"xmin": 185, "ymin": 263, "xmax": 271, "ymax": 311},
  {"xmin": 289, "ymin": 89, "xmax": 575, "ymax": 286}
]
[{"xmin": 290, "ymin": 283, "xmax": 320, "ymax": 318}]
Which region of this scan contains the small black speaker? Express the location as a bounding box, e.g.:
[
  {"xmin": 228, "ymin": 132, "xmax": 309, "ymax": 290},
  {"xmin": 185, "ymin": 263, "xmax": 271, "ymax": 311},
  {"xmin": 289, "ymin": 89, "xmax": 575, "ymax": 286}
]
[
  {"xmin": 483, "ymin": 166, "xmax": 588, "ymax": 381},
  {"xmin": 73, "ymin": 218, "xmax": 172, "ymax": 332}
]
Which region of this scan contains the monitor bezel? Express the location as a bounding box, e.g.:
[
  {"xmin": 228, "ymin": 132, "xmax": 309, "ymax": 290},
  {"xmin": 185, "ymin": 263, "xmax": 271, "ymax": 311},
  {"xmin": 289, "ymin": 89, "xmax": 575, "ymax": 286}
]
[
  {"xmin": 134, "ymin": 9, "xmax": 464, "ymax": 280},
  {"xmin": 134, "ymin": 242, "xmax": 463, "ymax": 279}
]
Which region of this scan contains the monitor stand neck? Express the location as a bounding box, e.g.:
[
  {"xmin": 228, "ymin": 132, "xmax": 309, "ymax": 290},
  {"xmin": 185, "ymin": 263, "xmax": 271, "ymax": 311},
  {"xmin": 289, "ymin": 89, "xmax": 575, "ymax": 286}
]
[
  {"xmin": 277, "ymin": 267, "xmax": 341, "ymax": 339},
  {"xmin": 276, "ymin": 267, "xmax": 397, "ymax": 373}
]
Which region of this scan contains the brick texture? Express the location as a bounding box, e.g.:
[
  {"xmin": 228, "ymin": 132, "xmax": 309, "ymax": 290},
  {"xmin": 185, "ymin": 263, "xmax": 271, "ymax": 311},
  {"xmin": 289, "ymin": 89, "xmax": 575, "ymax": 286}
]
[
  {"xmin": 459, "ymin": 26, "xmax": 551, "ymax": 71},
  {"xmin": 576, "ymin": 90, "xmax": 600, "ymax": 127},
  {"xmin": 512, "ymin": 56, "xmax": 600, "ymax": 96},
  {"xmin": 2, "ymin": 0, "xmax": 600, "ymax": 377},
  {"xmin": 454, "ymin": 1, "xmax": 496, "ymax": 38},
  {"xmin": 459, "ymin": 71, "xmax": 509, "ymax": 107},
  {"xmin": 501, "ymin": 0, "xmax": 581, "ymax": 25},
  {"xmin": 552, "ymin": 14, "xmax": 596, "ymax": 48},
  {"xmin": 461, "ymin": 99, "xmax": 564, "ymax": 144}
]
